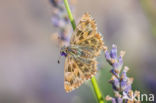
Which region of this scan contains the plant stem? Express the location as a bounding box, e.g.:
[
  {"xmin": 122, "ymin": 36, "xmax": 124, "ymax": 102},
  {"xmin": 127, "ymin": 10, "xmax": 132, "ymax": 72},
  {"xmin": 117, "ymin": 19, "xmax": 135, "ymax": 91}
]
[
  {"xmin": 63, "ymin": 0, "xmax": 105, "ymax": 103},
  {"xmin": 64, "ymin": 0, "xmax": 76, "ymax": 30},
  {"xmin": 91, "ymin": 77, "xmax": 104, "ymax": 103}
]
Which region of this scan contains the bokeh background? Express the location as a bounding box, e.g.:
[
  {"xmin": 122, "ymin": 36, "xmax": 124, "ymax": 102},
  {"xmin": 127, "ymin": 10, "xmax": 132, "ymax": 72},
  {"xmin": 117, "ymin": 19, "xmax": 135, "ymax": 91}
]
[{"xmin": 0, "ymin": 0, "xmax": 156, "ymax": 103}]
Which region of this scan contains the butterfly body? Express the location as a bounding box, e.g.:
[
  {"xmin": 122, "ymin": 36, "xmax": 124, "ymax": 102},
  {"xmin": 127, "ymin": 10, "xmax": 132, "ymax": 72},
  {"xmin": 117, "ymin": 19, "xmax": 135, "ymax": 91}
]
[
  {"xmin": 60, "ymin": 13, "xmax": 104, "ymax": 92},
  {"xmin": 60, "ymin": 45, "xmax": 96, "ymax": 59}
]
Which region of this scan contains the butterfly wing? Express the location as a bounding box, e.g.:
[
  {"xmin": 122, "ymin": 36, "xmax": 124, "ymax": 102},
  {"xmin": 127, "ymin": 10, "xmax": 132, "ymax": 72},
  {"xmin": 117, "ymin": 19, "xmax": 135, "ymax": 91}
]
[
  {"xmin": 78, "ymin": 32, "xmax": 104, "ymax": 56},
  {"xmin": 64, "ymin": 55, "xmax": 97, "ymax": 92},
  {"xmin": 70, "ymin": 13, "xmax": 104, "ymax": 56},
  {"xmin": 70, "ymin": 13, "xmax": 97, "ymax": 45}
]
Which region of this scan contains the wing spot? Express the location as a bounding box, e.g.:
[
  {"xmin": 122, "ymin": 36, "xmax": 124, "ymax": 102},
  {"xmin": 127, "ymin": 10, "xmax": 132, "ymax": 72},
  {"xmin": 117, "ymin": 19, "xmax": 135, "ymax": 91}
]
[
  {"xmin": 73, "ymin": 64, "xmax": 76, "ymax": 68},
  {"xmin": 68, "ymin": 65, "xmax": 72, "ymax": 72},
  {"xmin": 84, "ymin": 67, "xmax": 89, "ymax": 72},
  {"xmin": 84, "ymin": 40, "xmax": 89, "ymax": 44},
  {"xmin": 79, "ymin": 35, "xmax": 84, "ymax": 40},
  {"xmin": 91, "ymin": 39, "xmax": 96, "ymax": 43},
  {"xmin": 79, "ymin": 63, "xmax": 83, "ymax": 67},
  {"xmin": 77, "ymin": 72, "xmax": 80, "ymax": 77},
  {"xmin": 77, "ymin": 30, "xmax": 82, "ymax": 36},
  {"xmin": 70, "ymin": 80, "xmax": 73, "ymax": 85}
]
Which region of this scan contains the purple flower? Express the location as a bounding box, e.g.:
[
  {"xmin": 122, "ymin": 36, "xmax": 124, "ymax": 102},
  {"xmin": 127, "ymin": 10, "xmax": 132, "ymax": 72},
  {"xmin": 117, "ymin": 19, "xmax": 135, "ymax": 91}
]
[
  {"xmin": 123, "ymin": 85, "xmax": 132, "ymax": 93},
  {"xmin": 50, "ymin": 0, "xmax": 75, "ymax": 46},
  {"xmin": 50, "ymin": 0, "xmax": 60, "ymax": 7},
  {"xmin": 104, "ymin": 45, "xmax": 123, "ymax": 71},
  {"xmin": 110, "ymin": 77, "xmax": 120, "ymax": 91},
  {"xmin": 110, "ymin": 44, "xmax": 117, "ymax": 59},
  {"xmin": 110, "ymin": 69, "xmax": 119, "ymax": 77},
  {"xmin": 105, "ymin": 50, "xmax": 112, "ymax": 65},
  {"xmin": 105, "ymin": 45, "xmax": 140, "ymax": 103},
  {"xmin": 51, "ymin": 15, "xmax": 60, "ymax": 27},
  {"xmin": 50, "ymin": 0, "xmax": 63, "ymax": 10},
  {"xmin": 118, "ymin": 56, "xmax": 123, "ymax": 70},
  {"xmin": 112, "ymin": 98, "xmax": 116, "ymax": 103},
  {"xmin": 105, "ymin": 50, "xmax": 111, "ymax": 61},
  {"xmin": 113, "ymin": 62, "xmax": 119, "ymax": 70}
]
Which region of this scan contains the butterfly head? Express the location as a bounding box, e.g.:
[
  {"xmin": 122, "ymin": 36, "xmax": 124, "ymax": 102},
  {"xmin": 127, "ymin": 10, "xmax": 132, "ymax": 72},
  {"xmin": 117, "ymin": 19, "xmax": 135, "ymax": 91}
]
[
  {"xmin": 58, "ymin": 46, "xmax": 68, "ymax": 64},
  {"xmin": 60, "ymin": 46, "xmax": 68, "ymax": 57}
]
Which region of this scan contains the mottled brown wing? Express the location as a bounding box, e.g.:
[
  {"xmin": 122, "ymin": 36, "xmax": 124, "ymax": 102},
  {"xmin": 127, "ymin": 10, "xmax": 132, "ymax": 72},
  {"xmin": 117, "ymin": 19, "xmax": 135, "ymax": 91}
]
[
  {"xmin": 64, "ymin": 55, "xmax": 97, "ymax": 93},
  {"xmin": 70, "ymin": 13, "xmax": 97, "ymax": 45},
  {"xmin": 78, "ymin": 32, "xmax": 104, "ymax": 56},
  {"xmin": 70, "ymin": 13, "xmax": 104, "ymax": 56}
]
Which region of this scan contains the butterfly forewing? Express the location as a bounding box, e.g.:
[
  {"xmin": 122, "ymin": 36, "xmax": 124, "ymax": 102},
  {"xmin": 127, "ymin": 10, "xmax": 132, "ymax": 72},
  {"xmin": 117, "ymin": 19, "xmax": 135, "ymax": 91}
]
[
  {"xmin": 70, "ymin": 13, "xmax": 104, "ymax": 56},
  {"xmin": 70, "ymin": 13, "xmax": 97, "ymax": 45}
]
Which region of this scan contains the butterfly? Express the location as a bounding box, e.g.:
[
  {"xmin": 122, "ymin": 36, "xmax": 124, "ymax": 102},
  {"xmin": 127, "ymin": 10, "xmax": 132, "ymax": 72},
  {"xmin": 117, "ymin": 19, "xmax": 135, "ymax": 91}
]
[{"xmin": 59, "ymin": 13, "xmax": 104, "ymax": 92}]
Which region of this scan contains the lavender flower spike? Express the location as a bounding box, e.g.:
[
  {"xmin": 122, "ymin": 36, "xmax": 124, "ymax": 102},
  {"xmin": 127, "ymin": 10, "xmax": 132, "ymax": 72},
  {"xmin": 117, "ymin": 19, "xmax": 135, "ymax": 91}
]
[
  {"xmin": 110, "ymin": 44, "xmax": 118, "ymax": 59},
  {"xmin": 50, "ymin": 0, "xmax": 75, "ymax": 46},
  {"xmin": 104, "ymin": 45, "xmax": 141, "ymax": 103}
]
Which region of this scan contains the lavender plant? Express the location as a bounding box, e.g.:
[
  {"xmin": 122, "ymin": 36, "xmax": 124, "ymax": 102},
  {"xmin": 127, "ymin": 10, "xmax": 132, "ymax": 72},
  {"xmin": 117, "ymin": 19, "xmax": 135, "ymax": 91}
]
[
  {"xmin": 104, "ymin": 45, "xmax": 141, "ymax": 103},
  {"xmin": 50, "ymin": 0, "xmax": 76, "ymax": 46}
]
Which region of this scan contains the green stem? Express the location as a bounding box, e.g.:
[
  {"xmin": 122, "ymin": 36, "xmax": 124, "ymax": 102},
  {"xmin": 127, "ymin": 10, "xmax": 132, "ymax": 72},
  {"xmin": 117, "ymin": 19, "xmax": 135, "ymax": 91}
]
[
  {"xmin": 91, "ymin": 77, "xmax": 104, "ymax": 103},
  {"xmin": 64, "ymin": 0, "xmax": 76, "ymax": 30},
  {"xmin": 63, "ymin": 0, "xmax": 105, "ymax": 103}
]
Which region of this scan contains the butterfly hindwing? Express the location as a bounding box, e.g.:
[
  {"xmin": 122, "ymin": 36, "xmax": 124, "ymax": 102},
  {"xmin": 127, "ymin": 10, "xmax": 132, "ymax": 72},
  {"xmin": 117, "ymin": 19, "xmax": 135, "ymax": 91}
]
[
  {"xmin": 75, "ymin": 57, "xmax": 97, "ymax": 79},
  {"xmin": 64, "ymin": 56, "xmax": 84, "ymax": 92},
  {"xmin": 64, "ymin": 55, "xmax": 97, "ymax": 92}
]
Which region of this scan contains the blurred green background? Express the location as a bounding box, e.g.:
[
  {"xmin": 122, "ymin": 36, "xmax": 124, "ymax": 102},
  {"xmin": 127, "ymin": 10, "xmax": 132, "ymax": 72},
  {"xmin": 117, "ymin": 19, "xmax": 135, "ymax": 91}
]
[{"xmin": 0, "ymin": 0, "xmax": 155, "ymax": 103}]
